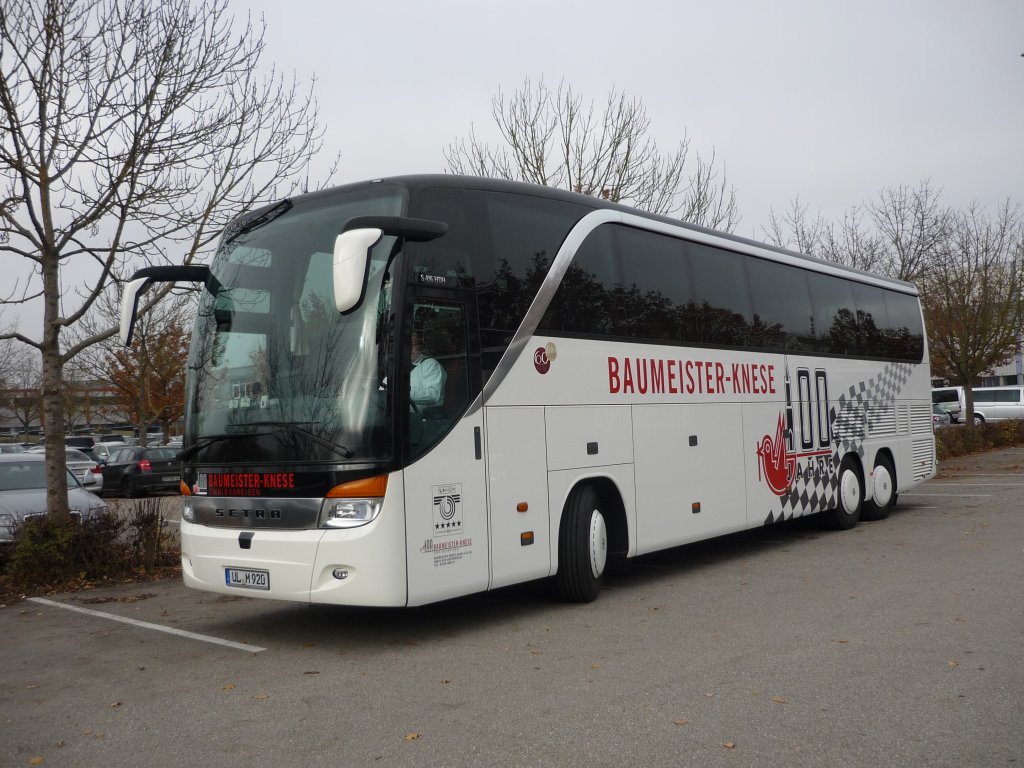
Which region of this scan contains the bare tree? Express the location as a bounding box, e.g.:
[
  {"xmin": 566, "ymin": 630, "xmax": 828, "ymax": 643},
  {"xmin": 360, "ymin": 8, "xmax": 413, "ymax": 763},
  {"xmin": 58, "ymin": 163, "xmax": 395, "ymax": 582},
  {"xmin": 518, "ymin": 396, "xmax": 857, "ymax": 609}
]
[
  {"xmin": 1, "ymin": 347, "xmax": 42, "ymax": 440},
  {"xmin": 762, "ymin": 197, "xmax": 830, "ymax": 256},
  {"xmin": 921, "ymin": 200, "xmax": 1024, "ymax": 424},
  {"xmin": 822, "ymin": 206, "xmax": 888, "ymax": 274},
  {"xmin": 0, "ymin": 0, "xmax": 335, "ymax": 518},
  {"xmin": 77, "ymin": 288, "xmax": 192, "ymax": 444},
  {"xmin": 764, "ymin": 182, "xmax": 948, "ymax": 281},
  {"xmin": 0, "ymin": 329, "xmax": 25, "ymax": 390},
  {"xmin": 868, "ymin": 180, "xmax": 950, "ymax": 282},
  {"xmin": 445, "ymin": 77, "xmax": 739, "ymax": 231}
]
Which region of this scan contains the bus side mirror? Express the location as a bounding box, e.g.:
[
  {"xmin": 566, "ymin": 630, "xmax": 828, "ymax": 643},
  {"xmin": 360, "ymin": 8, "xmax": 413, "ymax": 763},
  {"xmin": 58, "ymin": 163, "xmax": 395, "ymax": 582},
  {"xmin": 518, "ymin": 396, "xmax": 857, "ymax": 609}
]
[
  {"xmin": 333, "ymin": 216, "xmax": 448, "ymax": 315},
  {"xmin": 120, "ymin": 277, "xmax": 151, "ymax": 346},
  {"xmin": 333, "ymin": 228, "xmax": 383, "ymax": 315},
  {"xmin": 119, "ymin": 265, "xmax": 213, "ymax": 346}
]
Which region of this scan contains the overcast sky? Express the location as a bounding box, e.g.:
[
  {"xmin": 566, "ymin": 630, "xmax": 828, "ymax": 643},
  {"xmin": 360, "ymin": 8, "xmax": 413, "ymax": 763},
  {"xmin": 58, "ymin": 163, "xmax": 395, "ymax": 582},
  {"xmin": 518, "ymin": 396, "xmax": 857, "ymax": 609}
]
[
  {"xmin": 233, "ymin": 0, "xmax": 1023, "ymax": 233},
  {"xmin": 6, "ymin": 0, "xmax": 1024, "ymax": 336}
]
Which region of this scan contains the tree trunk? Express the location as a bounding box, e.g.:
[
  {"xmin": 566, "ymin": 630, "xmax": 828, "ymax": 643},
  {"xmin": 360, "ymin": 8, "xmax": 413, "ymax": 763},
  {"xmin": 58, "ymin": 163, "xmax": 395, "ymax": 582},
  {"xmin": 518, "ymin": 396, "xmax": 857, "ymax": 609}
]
[{"xmin": 40, "ymin": 248, "xmax": 70, "ymax": 520}]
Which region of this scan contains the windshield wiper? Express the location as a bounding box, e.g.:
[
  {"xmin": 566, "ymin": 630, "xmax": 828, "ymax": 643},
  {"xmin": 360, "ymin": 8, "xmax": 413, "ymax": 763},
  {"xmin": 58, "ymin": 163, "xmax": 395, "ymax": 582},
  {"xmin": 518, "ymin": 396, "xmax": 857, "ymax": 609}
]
[
  {"xmin": 245, "ymin": 421, "xmax": 354, "ymax": 459},
  {"xmin": 176, "ymin": 432, "xmax": 271, "ymax": 462},
  {"xmin": 222, "ymin": 200, "xmax": 293, "ymax": 245}
]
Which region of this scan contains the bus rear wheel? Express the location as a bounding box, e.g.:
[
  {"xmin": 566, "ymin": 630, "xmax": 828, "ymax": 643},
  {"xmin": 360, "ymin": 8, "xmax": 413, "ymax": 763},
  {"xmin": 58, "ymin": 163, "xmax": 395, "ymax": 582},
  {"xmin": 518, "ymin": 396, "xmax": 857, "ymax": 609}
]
[
  {"xmin": 823, "ymin": 456, "xmax": 863, "ymax": 530},
  {"xmin": 556, "ymin": 485, "xmax": 607, "ymax": 603},
  {"xmin": 863, "ymin": 454, "xmax": 897, "ymax": 521}
]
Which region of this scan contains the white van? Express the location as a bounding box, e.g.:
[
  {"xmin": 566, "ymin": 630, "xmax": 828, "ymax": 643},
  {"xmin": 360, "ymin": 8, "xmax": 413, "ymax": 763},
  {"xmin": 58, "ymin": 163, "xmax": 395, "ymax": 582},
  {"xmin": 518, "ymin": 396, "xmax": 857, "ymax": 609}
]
[
  {"xmin": 971, "ymin": 386, "xmax": 1024, "ymax": 424},
  {"xmin": 932, "ymin": 386, "xmax": 965, "ymax": 423}
]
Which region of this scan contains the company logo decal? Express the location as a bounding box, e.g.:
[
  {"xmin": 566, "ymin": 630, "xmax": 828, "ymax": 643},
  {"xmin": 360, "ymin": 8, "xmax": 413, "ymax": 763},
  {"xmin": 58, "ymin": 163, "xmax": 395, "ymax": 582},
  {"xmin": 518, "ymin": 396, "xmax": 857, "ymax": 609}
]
[
  {"xmin": 431, "ymin": 483, "xmax": 463, "ymax": 535},
  {"xmin": 760, "ymin": 361, "xmax": 915, "ymax": 524},
  {"xmin": 757, "ymin": 368, "xmax": 835, "ymax": 499},
  {"xmin": 757, "ymin": 413, "xmax": 798, "ymax": 495},
  {"xmin": 194, "ymin": 471, "xmax": 295, "ymax": 497},
  {"xmin": 533, "ymin": 343, "xmax": 557, "ymax": 374},
  {"xmin": 608, "ymin": 356, "xmax": 776, "ymax": 396}
]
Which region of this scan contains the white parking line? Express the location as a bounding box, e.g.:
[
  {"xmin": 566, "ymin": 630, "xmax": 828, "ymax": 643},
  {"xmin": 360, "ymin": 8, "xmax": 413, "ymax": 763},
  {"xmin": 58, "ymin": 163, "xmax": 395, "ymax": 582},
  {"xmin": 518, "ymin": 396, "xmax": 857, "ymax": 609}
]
[
  {"xmin": 929, "ymin": 482, "xmax": 1024, "ymax": 486},
  {"xmin": 902, "ymin": 493, "xmax": 993, "ymax": 497},
  {"xmin": 28, "ymin": 597, "xmax": 267, "ymax": 653}
]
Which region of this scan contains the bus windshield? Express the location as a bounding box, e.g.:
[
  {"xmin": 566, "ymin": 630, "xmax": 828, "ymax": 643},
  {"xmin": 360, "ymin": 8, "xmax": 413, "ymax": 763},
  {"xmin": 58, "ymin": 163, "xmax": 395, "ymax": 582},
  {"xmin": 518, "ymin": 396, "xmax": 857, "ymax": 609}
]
[{"xmin": 185, "ymin": 189, "xmax": 404, "ymax": 464}]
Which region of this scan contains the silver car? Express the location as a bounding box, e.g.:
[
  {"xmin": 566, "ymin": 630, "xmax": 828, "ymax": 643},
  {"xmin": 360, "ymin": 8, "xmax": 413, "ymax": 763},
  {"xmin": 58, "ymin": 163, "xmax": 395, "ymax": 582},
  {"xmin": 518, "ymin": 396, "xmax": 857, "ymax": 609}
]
[
  {"xmin": 28, "ymin": 446, "xmax": 104, "ymax": 494},
  {"xmin": 0, "ymin": 453, "xmax": 109, "ymax": 544}
]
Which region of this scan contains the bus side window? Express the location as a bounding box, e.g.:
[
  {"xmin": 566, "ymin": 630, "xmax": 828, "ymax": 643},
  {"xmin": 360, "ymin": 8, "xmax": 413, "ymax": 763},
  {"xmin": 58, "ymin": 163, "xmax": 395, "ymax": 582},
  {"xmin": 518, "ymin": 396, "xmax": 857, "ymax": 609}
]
[{"xmin": 408, "ymin": 302, "xmax": 470, "ymax": 458}]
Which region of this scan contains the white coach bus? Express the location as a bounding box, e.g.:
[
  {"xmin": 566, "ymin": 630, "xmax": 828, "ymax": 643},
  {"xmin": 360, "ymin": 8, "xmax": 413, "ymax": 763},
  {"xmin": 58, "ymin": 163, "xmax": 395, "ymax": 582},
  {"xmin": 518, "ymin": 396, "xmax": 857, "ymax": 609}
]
[{"xmin": 121, "ymin": 175, "xmax": 936, "ymax": 606}]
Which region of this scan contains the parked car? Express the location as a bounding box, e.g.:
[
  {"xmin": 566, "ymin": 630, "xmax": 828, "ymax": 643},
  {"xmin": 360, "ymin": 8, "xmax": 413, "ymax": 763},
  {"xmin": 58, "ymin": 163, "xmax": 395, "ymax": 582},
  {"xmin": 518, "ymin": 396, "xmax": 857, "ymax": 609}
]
[
  {"xmin": 99, "ymin": 434, "xmax": 127, "ymax": 444},
  {"xmin": 65, "ymin": 435, "xmax": 97, "ymax": 451},
  {"xmin": 931, "ymin": 386, "xmax": 964, "ymax": 423},
  {"xmin": 0, "ymin": 444, "xmax": 26, "ymax": 454},
  {"xmin": 91, "ymin": 441, "xmax": 129, "ymax": 464},
  {"xmin": 27, "ymin": 446, "xmax": 104, "ymax": 494},
  {"xmin": 932, "ymin": 404, "xmax": 952, "ymax": 427},
  {"xmin": 971, "ymin": 385, "xmax": 1024, "ymax": 425},
  {"xmin": 99, "ymin": 445, "xmax": 181, "ymax": 497},
  {"xmin": 0, "ymin": 453, "xmax": 108, "ymax": 544}
]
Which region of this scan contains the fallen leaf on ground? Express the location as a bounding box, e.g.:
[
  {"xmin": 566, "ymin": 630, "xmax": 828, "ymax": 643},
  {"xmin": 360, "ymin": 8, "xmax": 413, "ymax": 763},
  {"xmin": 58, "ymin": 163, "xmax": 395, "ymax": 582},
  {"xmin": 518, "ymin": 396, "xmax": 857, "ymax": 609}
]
[
  {"xmin": 723, "ymin": 741, "xmax": 736, "ymax": 749},
  {"xmin": 672, "ymin": 719, "xmax": 689, "ymax": 726},
  {"xmin": 403, "ymin": 733, "xmax": 421, "ymax": 741},
  {"xmin": 223, "ymin": 684, "xmax": 236, "ymax": 691}
]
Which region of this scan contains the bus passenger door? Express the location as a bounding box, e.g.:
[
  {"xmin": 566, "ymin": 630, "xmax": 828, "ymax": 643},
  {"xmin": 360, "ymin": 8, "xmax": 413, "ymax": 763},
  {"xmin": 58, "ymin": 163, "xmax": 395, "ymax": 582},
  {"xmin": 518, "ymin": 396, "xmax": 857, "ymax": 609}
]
[{"xmin": 402, "ymin": 297, "xmax": 490, "ymax": 606}]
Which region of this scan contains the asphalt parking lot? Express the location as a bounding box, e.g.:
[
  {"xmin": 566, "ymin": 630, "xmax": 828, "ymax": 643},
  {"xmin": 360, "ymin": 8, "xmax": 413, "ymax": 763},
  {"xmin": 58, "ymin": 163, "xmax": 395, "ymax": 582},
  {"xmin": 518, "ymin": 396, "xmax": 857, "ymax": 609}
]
[{"xmin": 2, "ymin": 448, "xmax": 1022, "ymax": 768}]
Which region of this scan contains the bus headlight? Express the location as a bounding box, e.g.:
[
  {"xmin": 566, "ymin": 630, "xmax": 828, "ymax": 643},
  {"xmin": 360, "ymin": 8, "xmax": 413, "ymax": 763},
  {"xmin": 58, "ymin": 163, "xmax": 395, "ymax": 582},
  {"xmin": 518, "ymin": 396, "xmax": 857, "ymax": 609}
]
[
  {"xmin": 320, "ymin": 498, "xmax": 382, "ymax": 528},
  {"xmin": 320, "ymin": 475, "xmax": 388, "ymax": 529}
]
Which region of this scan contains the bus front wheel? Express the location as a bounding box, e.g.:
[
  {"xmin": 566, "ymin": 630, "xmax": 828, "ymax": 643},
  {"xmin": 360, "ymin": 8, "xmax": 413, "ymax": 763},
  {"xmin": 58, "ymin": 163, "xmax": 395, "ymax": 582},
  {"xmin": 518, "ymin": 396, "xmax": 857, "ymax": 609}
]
[
  {"xmin": 556, "ymin": 485, "xmax": 607, "ymax": 603},
  {"xmin": 823, "ymin": 456, "xmax": 863, "ymax": 530}
]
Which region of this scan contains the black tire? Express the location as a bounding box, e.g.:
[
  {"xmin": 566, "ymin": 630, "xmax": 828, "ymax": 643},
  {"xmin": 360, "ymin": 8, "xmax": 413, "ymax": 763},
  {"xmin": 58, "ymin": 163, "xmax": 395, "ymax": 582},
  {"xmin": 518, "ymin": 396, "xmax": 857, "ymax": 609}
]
[
  {"xmin": 121, "ymin": 477, "xmax": 135, "ymax": 499},
  {"xmin": 556, "ymin": 485, "xmax": 607, "ymax": 603},
  {"xmin": 863, "ymin": 454, "xmax": 897, "ymax": 521},
  {"xmin": 822, "ymin": 456, "xmax": 863, "ymax": 531},
  {"xmin": 973, "ymin": 413, "xmax": 985, "ymax": 426}
]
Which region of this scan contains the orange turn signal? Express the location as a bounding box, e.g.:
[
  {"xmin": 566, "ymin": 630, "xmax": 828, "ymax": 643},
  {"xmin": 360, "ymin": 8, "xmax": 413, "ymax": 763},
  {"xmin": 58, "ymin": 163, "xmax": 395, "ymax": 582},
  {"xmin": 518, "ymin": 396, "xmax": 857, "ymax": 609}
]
[{"xmin": 326, "ymin": 475, "xmax": 388, "ymax": 498}]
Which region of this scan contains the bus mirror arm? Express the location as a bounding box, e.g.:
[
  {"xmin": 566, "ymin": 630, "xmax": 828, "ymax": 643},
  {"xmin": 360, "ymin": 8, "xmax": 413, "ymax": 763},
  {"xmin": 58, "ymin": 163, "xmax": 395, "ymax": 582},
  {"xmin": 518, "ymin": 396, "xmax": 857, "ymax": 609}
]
[
  {"xmin": 333, "ymin": 216, "xmax": 448, "ymax": 314},
  {"xmin": 120, "ymin": 265, "xmax": 214, "ymax": 346}
]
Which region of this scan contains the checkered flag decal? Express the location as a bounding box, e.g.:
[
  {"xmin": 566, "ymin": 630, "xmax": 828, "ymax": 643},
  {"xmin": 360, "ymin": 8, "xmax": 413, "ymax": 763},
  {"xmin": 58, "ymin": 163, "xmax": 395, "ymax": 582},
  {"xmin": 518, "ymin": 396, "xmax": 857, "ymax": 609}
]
[{"xmin": 768, "ymin": 362, "xmax": 913, "ymax": 523}]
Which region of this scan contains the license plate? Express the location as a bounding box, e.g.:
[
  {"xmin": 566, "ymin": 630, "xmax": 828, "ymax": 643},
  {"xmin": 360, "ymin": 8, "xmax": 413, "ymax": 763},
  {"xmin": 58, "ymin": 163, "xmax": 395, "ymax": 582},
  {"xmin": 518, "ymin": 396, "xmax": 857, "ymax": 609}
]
[
  {"xmin": 225, "ymin": 567, "xmax": 270, "ymax": 590},
  {"xmin": 162, "ymin": 475, "xmax": 177, "ymax": 482}
]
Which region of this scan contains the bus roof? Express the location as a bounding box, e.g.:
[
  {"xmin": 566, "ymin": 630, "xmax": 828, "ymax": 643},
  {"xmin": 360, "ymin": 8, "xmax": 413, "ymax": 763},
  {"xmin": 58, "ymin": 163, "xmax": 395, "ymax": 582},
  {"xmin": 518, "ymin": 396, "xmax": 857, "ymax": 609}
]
[{"xmin": 229, "ymin": 174, "xmax": 920, "ymax": 294}]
